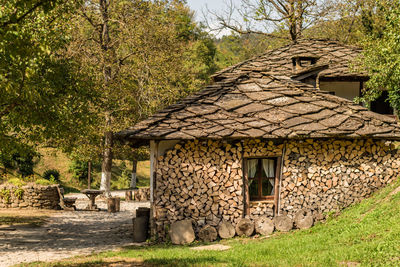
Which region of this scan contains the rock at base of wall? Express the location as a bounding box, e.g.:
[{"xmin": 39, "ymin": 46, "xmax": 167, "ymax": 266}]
[
  {"xmin": 169, "ymin": 220, "xmax": 195, "ymax": 245},
  {"xmin": 198, "ymin": 225, "xmax": 218, "ymax": 242},
  {"xmin": 218, "ymin": 220, "xmax": 236, "ymax": 239},
  {"xmin": 274, "ymin": 215, "xmax": 293, "ymax": 232},
  {"xmin": 254, "ymin": 216, "xmax": 274, "ymax": 235},
  {"xmin": 235, "ymin": 218, "xmax": 254, "ymax": 237},
  {"xmin": 294, "ymin": 209, "xmax": 313, "ymax": 229}
]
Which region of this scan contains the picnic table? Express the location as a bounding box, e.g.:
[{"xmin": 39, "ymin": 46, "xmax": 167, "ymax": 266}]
[{"xmin": 81, "ymin": 189, "xmax": 104, "ymax": 210}]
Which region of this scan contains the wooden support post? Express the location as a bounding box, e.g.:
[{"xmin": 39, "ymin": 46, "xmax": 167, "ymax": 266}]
[
  {"xmin": 241, "ymin": 141, "xmax": 250, "ymax": 217},
  {"xmin": 274, "ymin": 157, "xmax": 282, "ymax": 215},
  {"xmin": 88, "ymin": 161, "xmax": 92, "ymax": 189},
  {"xmin": 150, "ymin": 140, "xmax": 159, "ymax": 238}
]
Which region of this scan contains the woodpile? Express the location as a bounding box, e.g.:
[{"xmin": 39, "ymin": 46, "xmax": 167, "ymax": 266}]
[
  {"xmin": 152, "ymin": 138, "xmax": 400, "ymax": 240},
  {"xmin": 280, "ymin": 139, "xmax": 399, "ymax": 219},
  {"xmin": 133, "ymin": 188, "xmax": 150, "ymax": 201}
]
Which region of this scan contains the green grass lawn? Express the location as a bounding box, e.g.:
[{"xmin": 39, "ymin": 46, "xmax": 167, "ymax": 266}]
[{"xmin": 22, "ymin": 179, "xmax": 400, "ymax": 267}]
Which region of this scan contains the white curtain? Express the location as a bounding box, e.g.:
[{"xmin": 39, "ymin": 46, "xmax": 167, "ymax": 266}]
[
  {"xmin": 262, "ymin": 159, "xmax": 275, "ymax": 193},
  {"xmin": 248, "ymin": 159, "xmax": 258, "ymax": 178}
]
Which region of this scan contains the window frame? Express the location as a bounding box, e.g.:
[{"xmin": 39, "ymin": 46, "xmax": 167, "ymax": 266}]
[{"xmin": 243, "ymin": 156, "xmax": 282, "ymax": 215}]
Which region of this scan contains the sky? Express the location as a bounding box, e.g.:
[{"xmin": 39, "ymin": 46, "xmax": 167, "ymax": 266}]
[
  {"xmin": 186, "ymin": 0, "xmax": 228, "ymax": 21},
  {"xmin": 186, "ymin": 0, "xmax": 240, "ymax": 36}
]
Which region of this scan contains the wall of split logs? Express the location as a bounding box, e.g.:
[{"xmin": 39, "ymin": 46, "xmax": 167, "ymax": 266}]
[{"xmin": 153, "ymin": 138, "xmax": 400, "ymax": 239}]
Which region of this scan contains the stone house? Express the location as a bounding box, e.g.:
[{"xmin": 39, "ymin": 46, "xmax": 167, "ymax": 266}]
[{"xmin": 118, "ymin": 40, "xmax": 400, "ymax": 239}]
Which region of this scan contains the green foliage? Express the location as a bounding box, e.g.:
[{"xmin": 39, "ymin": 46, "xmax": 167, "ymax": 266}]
[
  {"xmin": 0, "ymin": 189, "xmax": 11, "ymax": 203},
  {"xmin": 215, "ymin": 34, "xmax": 287, "ymax": 69},
  {"xmin": 65, "ymin": 0, "xmax": 218, "ymax": 161},
  {"xmin": 14, "ymin": 188, "xmax": 24, "ymax": 200},
  {"xmin": 7, "ymin": 177, "xmax": 26, "ymax": 187},
  {"xmin": 69, "ymin": 160, "xmax": 89, "ymax": 182},
  {"xmin": 110, "ymin": 161, "xmax": 130, "ymax": 190},
  {"xmin": 359, "ymin": 1, "xmax": 400, "ymax": 113},
  {"xmin": 34, "ymin": 178, "xmax": 55, "ymax": 186},
  {"xmin": 0, "ymin": 150, "xmax": 37, "ymax": 177},
  {"xmin": 43, "ymin": 169, "xmax": 60, "ymax": 181},
  {"xmin": 0, "ymin": 0, "xmax": 94, "ymax": 160}
]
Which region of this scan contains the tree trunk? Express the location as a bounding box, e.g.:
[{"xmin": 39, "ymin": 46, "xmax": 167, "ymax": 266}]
[
  {"xmin": 100, "ymin": 120, "xmax": 113, "ymax": 196},
  {"xmin": 130, "ymin": 159, "xmax": 137, "ymax": 189},
  {"xmin": 99, "ymin": 0, "xmax": 113, "ymax": 197}
]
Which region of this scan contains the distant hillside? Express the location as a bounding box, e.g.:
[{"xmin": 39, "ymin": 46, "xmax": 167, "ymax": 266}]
[{"xmin": 8, "ymin": 147, "xmax": 151, "ymax": 191}]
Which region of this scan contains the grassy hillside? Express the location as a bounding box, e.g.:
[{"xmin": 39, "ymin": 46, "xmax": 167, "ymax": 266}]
[
  {"xmin": 2, "ymin": 147, "xmax": 150, "ymax": 191},
  {"xmin": 30, "ymin": 178, "xmax": 400, "ymax": 266}
]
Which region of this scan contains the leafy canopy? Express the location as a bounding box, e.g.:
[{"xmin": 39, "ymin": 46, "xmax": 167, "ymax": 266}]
[
  {"xmin": 359, "ymin": 1, "xmax": 400, "ymax": 113},
  {"xmin": 0, "ymin": 0, "xmax": 94, "ymax": 159}
]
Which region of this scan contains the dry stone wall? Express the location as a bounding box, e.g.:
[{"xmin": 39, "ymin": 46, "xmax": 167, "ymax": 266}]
[
  {"xmin": 153, "ymin": 138, "xmax": 400, "ymax": 240},
  {"xmin": 0, "ymin": 184, "xmax": 60, "ymax": 209}
]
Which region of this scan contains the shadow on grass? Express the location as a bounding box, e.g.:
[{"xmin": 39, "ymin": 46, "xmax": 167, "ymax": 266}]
[{"xmin": 49, "ymin": 256, "xmax": 222, "ymax": 267}]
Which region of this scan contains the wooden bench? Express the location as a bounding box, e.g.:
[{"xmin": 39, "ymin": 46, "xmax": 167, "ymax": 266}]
[{"xmin": 56, "ymin": 186, "xmax": 77, "ymax": 211}]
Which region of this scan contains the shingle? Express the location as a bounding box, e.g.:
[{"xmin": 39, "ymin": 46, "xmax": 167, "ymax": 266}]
[{"xmin": 118, "ymin": 40, "xmax": 400, "ymax": 142}]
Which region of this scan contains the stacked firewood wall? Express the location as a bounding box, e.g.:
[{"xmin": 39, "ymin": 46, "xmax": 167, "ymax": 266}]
[
  {"xmin": 280, "ymin": 139, "xmax": 400, "ymax": 218},
  {"xmin": 154, "ymin": 139, "xmax": 283, "ymax": 239},
  {"xmin": 153, "ymin": 138, "xmax": 399, "ymax": 239}
]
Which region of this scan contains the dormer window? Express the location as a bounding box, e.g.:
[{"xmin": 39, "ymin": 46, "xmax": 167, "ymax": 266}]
[{"xmin": 292, "ymin": 56, "xmax": 319, "ymax": 71}]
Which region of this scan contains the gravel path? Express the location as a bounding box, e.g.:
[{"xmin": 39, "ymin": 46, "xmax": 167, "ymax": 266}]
[{"xmin": 0, "ymin": 199, "xmax": 150, "ymax": 267}]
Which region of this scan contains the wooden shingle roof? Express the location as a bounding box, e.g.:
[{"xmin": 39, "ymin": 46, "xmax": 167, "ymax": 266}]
[
  {"xmin": 212, "ymin": 39, "xmax": 367, "ymax": 82},
  {"xmin": 118, "ymin": 74, "xmax": 400, "ymax": 143}
]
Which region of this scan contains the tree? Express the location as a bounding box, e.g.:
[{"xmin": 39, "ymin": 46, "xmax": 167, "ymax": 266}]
[
  {"xmin": 207, "ymin": 0, "xmax": 334, "ymax": 42},
  {"xmin": 0, "ymin": 0, "xmax": 93, "ymax": 160},
  {"xmin": 67, "ymin": 0, "xmax": 217, "ymax": 194},
  {"xmin": 357, "ymin": 1, "xmax": 400, "ymax": 114},
  {"xmin": 215, "ymin": 33, "xmax": 286, "ymax": 69},
  {"xmin": 300, "ymin": 0, "xmax": 389, "ymax": 45}
]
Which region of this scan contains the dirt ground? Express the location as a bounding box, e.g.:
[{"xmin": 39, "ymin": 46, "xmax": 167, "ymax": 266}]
[{"xmin": 0, "ymin": 197, "xmax": 149, "ymax": 267}]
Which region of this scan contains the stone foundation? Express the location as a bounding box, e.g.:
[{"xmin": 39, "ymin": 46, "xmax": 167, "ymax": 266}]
[
  {"xmin": 0, "ymin": 183, "xmax": 60, "ymax": 209},
  {"xmin": 153, "ymin": 138, "xmax": 400, "ymax": 239}
]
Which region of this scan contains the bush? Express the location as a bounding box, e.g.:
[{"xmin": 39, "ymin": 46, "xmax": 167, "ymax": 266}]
[
  {"xmin": 14, "ymin": 188, "xmax": 24, "ymax": 200},
  {"xmin": 35, "ymin": 178, "xmax": 55, "ymax": 186},
  {"xmin": 0, "ymin": 151, "xmax": 37, "ymax": 177},
  {"xmin": 7, "ymin": 177, "xmax": 26, "ymax": 187},
  {"xmin": 0, "ymin": 189, "xmax": 11, "ymax": 203},
  {"xmin": 43, "ymin": 169, "xmax": 60, "ymax": 181},
  {"xmin": 69, "ymin": 160, "xmax": 88, "ymax": 181}
]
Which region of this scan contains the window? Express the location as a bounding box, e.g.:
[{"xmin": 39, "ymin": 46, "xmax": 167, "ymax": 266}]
[
  {"xmin": 292, "ymin": 57, "xmax": 318, "ymax": 70},
  {"xmin": 246, "ymin": 158, "xmax": 278, "ymax": 201}
]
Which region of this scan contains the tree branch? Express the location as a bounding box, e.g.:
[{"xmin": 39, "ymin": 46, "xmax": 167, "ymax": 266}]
[
  {"xmin": 220, "ymin": 22, "xmax": 290, "ymax": 39},
  {"xmin": 0, "ymin": 0, "xmax": 50, "ymax": 28}
]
